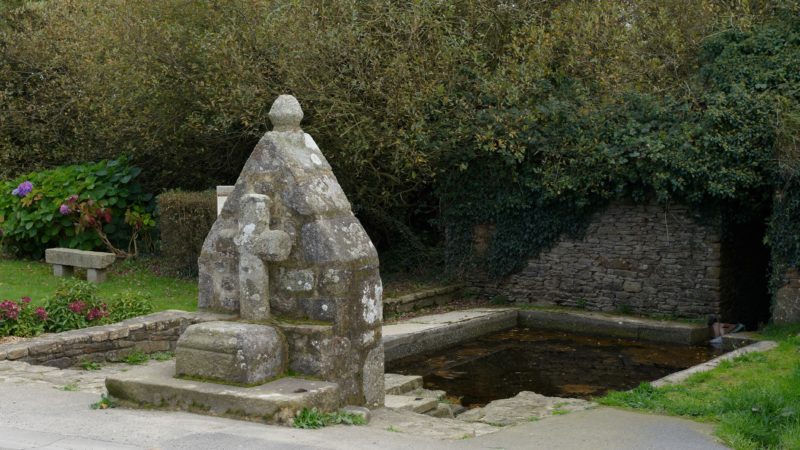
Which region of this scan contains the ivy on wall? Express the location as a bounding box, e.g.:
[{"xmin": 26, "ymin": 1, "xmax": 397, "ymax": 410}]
[{"xmin": 435, "ymin": 5, "xmax": 800, "ymax": 295}]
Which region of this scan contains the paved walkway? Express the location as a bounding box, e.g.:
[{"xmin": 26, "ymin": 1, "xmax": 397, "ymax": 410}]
[
  {"xmin": 0, "ymin": 307, "xmax": 730, "ymax": 450},
  {"xmin": 0, "ymin": 361, "xmax": 728, "ymax": 450},
  {"xmin": 0, "ymin": 358, "xmax": 134, "ymax": 394}
]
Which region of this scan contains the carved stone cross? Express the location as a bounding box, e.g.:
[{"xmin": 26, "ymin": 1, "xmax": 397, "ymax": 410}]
[{"xmin": 235, "ymin": 193, "xmax": 292, "ymax": 321}]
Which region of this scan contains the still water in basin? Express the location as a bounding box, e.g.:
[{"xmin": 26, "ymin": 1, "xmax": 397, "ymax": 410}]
[{"xmin": 387, "ymin": 327, "xmax": 721, "ymax": 407}]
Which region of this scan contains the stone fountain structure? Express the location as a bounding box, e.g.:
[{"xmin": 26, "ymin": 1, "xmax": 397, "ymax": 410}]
[{"xmin": 106, "ymin": 95, "xmax": 384, "ymax": 420}]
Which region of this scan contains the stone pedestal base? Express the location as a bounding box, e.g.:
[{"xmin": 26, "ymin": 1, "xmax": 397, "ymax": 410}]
[
  {"xmin": 87, "ymin": 268, "xmax": 106, "ymax": 283},
  {"xmin": 106, "ymin": 361, "xmax": 340, "ymax": 424},
  {"xmin": 176, "ymin": 321, "xmax": 286, "ymax": 385},
  {"xmin": 52, "ymin": 264, "xmax": 74, "ymax": 277}
]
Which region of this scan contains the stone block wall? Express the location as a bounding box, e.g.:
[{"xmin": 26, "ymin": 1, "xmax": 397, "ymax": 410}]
[
  {"xmin": 0, "ymin": 311, "xmax": 232, "ymax": 368},
  {"xmin": 480, "ymin": 202, "xmax": 723, "ymax": 318},
  {"xmin": 383, "ymin": 286, "xmax": 463, "ymax": 318},
  {"xmin": 773, "ymin": 268, "xmax": 800, "ymax": 324}
]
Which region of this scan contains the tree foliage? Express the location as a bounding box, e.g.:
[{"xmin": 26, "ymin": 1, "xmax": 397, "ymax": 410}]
[
  {"xmin": 435, "ymin": 2, "xmax": 799, "ymax": 277},
  {"xmin": 0, "ymin": 0, "xmax": 778, "ymax": 242},
  {"xmin": 0, "ymin": 0, "xmax": 798, "ymax": 284}
]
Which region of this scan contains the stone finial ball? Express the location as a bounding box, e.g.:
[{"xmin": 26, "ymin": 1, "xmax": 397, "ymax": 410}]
[{"xmin": 268, "ymin": 95, "xmax": 304, "ymax": 131}]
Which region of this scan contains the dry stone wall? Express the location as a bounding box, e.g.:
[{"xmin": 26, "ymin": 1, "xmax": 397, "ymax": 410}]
[
  {"xmin": 0, "ymin": 311, "xmax": 231, "ymax": 368},
  {"xmin": 774, "ymin": 268, "xmax": 800, "ymax": 324},
  {"xmin": 481, "ymin": 202, "xmax": 722, "ymax": 318}
]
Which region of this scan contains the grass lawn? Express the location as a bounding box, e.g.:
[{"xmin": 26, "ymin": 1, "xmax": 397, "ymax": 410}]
[
  {"xmin": 0, "ymin": 257, "xmax": 197, "ymax": 312},
  {"xmin": 600, "ymin": 324, "xmax": 800, "ymax": 450},
  {"xmin": 0, "ymin": 257, "xmax": 455, "ymax": 313}
]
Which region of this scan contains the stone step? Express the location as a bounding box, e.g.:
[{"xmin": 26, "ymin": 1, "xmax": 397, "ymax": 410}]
[
  {"xmin": 383, "ymin": 285, "xmax": 463, "ymax": 318},
  {"xmin": 105, "ymin": 361, "xmax": 340, "ymax": 424},
  {"xmin": 407, "ymin": 387, "xmax": 446, "ymax": 400},
  {"xmin": 384, "ymin": 373, "xmax": 423, "ymax": 395},
  {"xmin": 384, "ymin": 394, "xmax": 438, "ymax": 414},
  {"xmin": 427, "ymin": 403, "xmax": 456, "ymax": 418}
]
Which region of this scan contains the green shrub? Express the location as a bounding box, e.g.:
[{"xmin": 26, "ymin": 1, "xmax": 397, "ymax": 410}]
[
  {"xmin": 1, "ymin": 0, "xmax": 798, "ymax": 280},
  {"xmin": 43, "ymin": 280, "xmax": 108, "ymax": 333},
  {"xmin": 44, "ymin": 280, "xmax": 158, "ymax": 333},
  {"xmin": 0, "ymin": 0, "xmax": 773, "ymax": 248},
  {"xmin": 107, "ymin": 290, "xmax": 153, "ymax": 323},
  {"xmin": 1, "ymin": 279, "xmax": 161, "ymax": 337},
  {"xmin": 156, "ymin": 190, "xmax": 216, "ymax": 275},
  {"xmin": 0, "ymin": 158, "xmax": 152, "ymax": 258}
]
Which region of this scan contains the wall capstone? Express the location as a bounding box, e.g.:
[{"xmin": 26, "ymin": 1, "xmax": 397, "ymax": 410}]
[{"xmin": 0, "ymin": 311, "xmax": 233, "ymax": 368}]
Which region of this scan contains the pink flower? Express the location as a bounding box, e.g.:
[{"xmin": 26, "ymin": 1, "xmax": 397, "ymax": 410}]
[
  {"xmin": 68, "ymin": 301, "xmax": 87, "ymax": 314},
  {"xmin": 0, "ymin": 300, "xmax": 20, "ymax": 320},
  {"xmin": 86, "ymin": 307, "xmax": 108, "ymax": 321},
  {"xmin": 21, "ymin": 296, "xmax": 31, "ymax": 304},
  {"xmin": 35, "ymin": 307, "xmax": 48, "ymax": 321},
  {"xmin": 59, "ymin": 204, "xmax": 71, "ymax": 215}
]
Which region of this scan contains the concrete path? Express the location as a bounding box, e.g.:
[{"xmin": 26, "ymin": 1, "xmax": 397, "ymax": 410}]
[
  {"xmin": 0, "ymin": 308, "xmax": 729, "ymax": 449},
  {"xmin": 0, "ymin": 380, "xmax": 728, "ymax": 449},
  {"xmin": 469, "ymin": 408, "xmax": 728, "ymax": 450}
]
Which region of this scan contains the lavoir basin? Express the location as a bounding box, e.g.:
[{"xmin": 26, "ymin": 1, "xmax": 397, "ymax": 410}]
[{"xmin": 387, "ymin": 326, "xmax": 722, "ymax": 407}]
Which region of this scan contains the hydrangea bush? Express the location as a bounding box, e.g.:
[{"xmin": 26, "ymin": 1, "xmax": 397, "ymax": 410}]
[
  {"xmin": 0, "ymin": 158, "xmax": 153, "ymax": 257},
  {"xmin": 0, "ymin": 296, "xmax": 47, "ymax": 337},
  {"xmin": 43, "ymin": 280, "xmax": 111, "ymax": 333},
  {"xmin": 0, "ymin": 280, "xmax": 155, "ymax": 337},
  {"xmin": 11, "ymin": 181, "xmax": 32, "ymax": 198}
]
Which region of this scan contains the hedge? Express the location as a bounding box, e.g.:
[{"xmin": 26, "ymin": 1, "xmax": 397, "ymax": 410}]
[{"xmin": 0, "ymin": 0, "xmax": 776, "ymax": 247}]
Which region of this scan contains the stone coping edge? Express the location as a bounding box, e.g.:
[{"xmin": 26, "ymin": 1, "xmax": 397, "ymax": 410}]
[
  {"xmin": 383, "ymin": 285, "xmax": 463, "ymax": 318},
  {"xmin": 384, "ymin": 285, "xmax": 463, "ymax": 304},
  {"xmin": 383, "ymin": 307, "xmax": 713, "ymax": 364},
  {"xmin": 518, "ymin": 309, "xmax": 711, "ymax": 345},
  {"xmin": 3, "ymin": 305, "xmax": 725, "ymax": 369},
  {"xmin": 720, "ymin": 331, "xmax": 760, "ymax": 351},
  {"xmin": 652, "ymin": 340, "xmax": 778, "ymax": 387},
  {"xmin": 0, "ymin": 310, "xmax": 235, "ymax": 367},
  {"xmin": 384, "ymin": 309, "xmax": 517, "ymax": 363}
]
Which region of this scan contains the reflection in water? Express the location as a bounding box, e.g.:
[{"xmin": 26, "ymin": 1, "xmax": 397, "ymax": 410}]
[{"xmin": 387, "ymin": 327, "xmax": 721, "ymax": 407}]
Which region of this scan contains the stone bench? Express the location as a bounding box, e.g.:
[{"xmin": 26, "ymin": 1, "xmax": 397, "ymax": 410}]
[{"xmin": 44, "ymin": 248, "xmax": 116, "ymax": 283}]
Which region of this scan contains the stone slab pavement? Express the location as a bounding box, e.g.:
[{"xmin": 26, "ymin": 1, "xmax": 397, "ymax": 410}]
[{"xmin": 0, "ymin": 379, "xmax": 728, "ymax": 449}]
